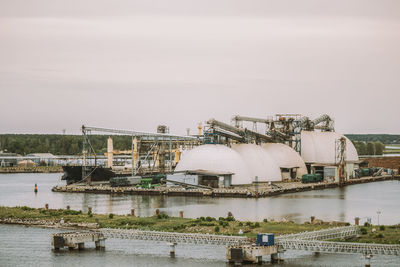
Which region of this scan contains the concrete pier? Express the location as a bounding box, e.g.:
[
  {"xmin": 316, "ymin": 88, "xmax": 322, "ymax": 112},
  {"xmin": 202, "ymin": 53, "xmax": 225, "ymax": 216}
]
[
  {"xmin": 52, "ymin": 231, "xmax": 105, "ymax": 250},
  {"xmin": 365, "ymin": 254, "xmax": 373, "ymax": 267},
  {"xmin": 52, "ymin": 174, "xmax": 400, "ymax": 198},
  {"xmin": 169, "ymin": 242, "xmax": 177, "ymax": 257},
  {"xmin": 226, "ymin": 245, "xmax": 278, "ymax": 264}
]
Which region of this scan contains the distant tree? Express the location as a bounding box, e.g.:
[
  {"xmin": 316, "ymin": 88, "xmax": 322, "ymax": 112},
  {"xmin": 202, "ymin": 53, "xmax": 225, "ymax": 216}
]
[
  {"xmin": 353, "ymin": 141, "xmax": 367, "ymax": 155},
  {"xmin": 367, "ymin": 142, "xmax": 375, "ymax": 155},
  {"xmin": 374, "ymin": 142, "xmax": 385, "ymax": 155}
]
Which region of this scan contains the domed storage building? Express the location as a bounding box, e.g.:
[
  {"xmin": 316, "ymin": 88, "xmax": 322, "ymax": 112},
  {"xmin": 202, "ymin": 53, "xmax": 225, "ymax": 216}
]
[
  {"xmin": 171, "ymin": 142, "xmax": 309, "ymax": 187},
  {"xmin": 262, "ymin": 143, "xmax": 308, "ymax": 180},
  {"xmin": 173, "ymin": 144, "xmax": 252, "ymax": 186},
  {"xmin": 300, "ymin": 131, "xmax": 359, "ymax": 181},
  {"xmin": 231, "ymin": 144, "xmax": 282, "ymax": 182}
]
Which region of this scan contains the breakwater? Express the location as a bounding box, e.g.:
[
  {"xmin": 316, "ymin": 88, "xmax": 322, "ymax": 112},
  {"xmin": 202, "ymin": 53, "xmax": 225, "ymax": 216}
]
[
  {"xmin": 0, "ymin": 166, "xmax": 62, "ymax": 173},
  {"xmin": 52, "ymin": 175, "xmax": 399, "ymax": 198}
]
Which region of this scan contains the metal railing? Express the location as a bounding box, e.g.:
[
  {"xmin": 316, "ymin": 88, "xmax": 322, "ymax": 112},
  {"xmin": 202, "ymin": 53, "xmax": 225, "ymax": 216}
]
[{"xmin": 99, "ymin": 228, "xmax": 250, "ymax": 246}]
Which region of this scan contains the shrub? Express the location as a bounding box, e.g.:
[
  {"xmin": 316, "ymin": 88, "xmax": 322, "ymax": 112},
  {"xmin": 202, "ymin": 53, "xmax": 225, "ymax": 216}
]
[
  {"xmin": 379, "ymin": 225, "xmax": 385, "ymax": 231},
  {"xmin": 205, "ymin": 216, "xmax": 215, "ymax": 222},
  {"xmin": 157, "ymin": 213, "xmax": 169, "ymax": 219},
  {"xmin": 263, "ymin": 218, "xmax": 268, "ymax": 223},
  {"xmin": 218, "ymin": 220, "xmax": 224, "ymax": 226},
  {"xmin": 88, "ymin": 210, "xmax": 92, "ymax": 216},
  {"xmin": 254, "ymin": 222, "xmax": 260, "ymax": 228},
  {"xmin": 63, "ymin": 209, "xmax": 81, "ymax": 215},
  {"xmin": 199, "ymin": 216, "xmax": 205, "ymax": 221},
  {"xmin": 109, "ymin": 213, "xmax": 114, "ymax": 219},
  {"xmin": 360, "ymin": 228, "xmax": 367, "ymax": 235},
  {"xmin": 377, "ymin": 233, "xmax": 384, "ymax": 238},
  {"xmin": 226, "ymin": 216, "xmax": 235, "ymax": 222},
  {"xmin": 20, "ymin": 206, "xmax": 35, "ymax": 211},
  {"xmin": 364, "ymin": 222, "xmax": 370, "ymax": 227},
  {"xmin": 88, "ymin": 213, "xmax": 93, "ymax": 218},
  {"xmin": 214, "ymin": 226, "xmax": 220, "ymax": 233},
  {"xmin": 238, "ymin": 222, "xmax": 243, "ymax": 226},
  {"xmin": 345, "ymin": 223, "xmax": 350, "ymax": 226},
  {"xmin": 218, "ymin": 217, "xmax": 225, "ymax": 221},
  {"xmin": 246, "ymin": 221, "xmax": 252, "ymax": 227},
  {"xmin": 222, "ymin": 221, "xmax": 229, "ymax": 228}
]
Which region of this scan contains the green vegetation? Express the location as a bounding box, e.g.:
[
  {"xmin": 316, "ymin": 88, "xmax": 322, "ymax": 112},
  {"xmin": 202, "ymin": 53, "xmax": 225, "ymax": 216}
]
[
  {"xmin": 1, "ymin": 206, "xmax": 399, "ymax": 244},
  {"xmin": 2, "ymin": 133, "xmax": 400, "ymax": 156},
  {"xmin": 346, "ymin": 134, "xmax": 400, "ymax": 145},
  {"xmin": 0, "ymin": 134, "xmax": 134, "ymax": 155},
  {"xmin": 351, "ymin": 141, "xmax": 385, "ymax": 156},
  {"xmin": 335, "ymin": 225, "xmax": 400, "ymax": 245}
]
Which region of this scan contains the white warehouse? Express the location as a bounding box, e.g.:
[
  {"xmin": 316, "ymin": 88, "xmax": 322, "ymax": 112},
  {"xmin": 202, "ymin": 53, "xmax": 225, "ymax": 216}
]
[{"xmin": 173, "ymin": 143, "xmax": 308, "ymax": 187}]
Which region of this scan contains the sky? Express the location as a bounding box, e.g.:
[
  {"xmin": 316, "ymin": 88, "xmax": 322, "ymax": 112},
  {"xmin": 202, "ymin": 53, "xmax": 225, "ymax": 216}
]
[{"xmin": 1, "ymin": 0, "xmax": 399, "ymax": 135}]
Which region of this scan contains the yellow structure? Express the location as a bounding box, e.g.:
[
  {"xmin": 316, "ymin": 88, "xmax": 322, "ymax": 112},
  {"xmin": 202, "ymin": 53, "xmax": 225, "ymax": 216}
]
[{"xmin": 107, "ymin": 137, "xmax": 113, "ymax": 168}]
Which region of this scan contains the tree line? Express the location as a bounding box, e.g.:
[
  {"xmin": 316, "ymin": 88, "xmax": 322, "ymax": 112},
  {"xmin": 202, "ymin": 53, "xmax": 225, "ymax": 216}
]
[
  {"xmin": 345, "ymin": 134, "xmax": 400, "ymax": 144},
  {"xmin": 0, "ymin": 134, "xmax": 133, "ymax": 155},
  {"xmin": 0, "ymin": 133, "xmax": 395, "ymax": 156},
  {"xmin": 352, "ymin": 141, "xmax": 385, "ymax": 156}
]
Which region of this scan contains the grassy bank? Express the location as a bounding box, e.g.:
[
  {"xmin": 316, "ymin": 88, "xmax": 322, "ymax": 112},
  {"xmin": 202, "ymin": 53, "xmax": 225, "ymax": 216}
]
[{"xmin": 1, "ymin": 206, "xmax": 399, "ymax": 244}]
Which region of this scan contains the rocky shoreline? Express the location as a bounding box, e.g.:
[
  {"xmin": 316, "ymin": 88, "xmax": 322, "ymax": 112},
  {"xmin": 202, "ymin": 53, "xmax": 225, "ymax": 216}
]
[
  {"xmin": 0, "ymin": 166, "xmax": 62, "ymax": 173},
  {"xmin": 52, "ymin": 175, "xmax": 399, "ymax": 198},
  {"xmin": 0, "ymin": 217, "xmax": 99, "ymax": 230}
]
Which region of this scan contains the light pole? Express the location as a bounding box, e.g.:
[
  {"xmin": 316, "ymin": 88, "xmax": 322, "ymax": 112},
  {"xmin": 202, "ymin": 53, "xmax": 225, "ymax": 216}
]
[{"xmin": 376, "ymin": 211, "xmax": 381, "ymax": 226}]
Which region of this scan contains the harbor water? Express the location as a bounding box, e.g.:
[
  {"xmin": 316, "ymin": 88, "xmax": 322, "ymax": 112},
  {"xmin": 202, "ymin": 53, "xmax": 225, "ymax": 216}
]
[
  {"xmin": 1, "ymin": 224, "xmax": 399, "ymax": 267},
  {"xmin": 0, "ymin": 173, "xmax": 399, "ymax": 225},
  {"xmin": 0, "ymin": 173, "xmax": 400, "ymax": 266}
]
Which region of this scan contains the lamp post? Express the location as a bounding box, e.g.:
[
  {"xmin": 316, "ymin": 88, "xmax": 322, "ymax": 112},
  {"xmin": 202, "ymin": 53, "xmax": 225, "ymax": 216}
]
[{"xmin": 376, "ymin": 211, "xmax": 381, "ymax": 226}]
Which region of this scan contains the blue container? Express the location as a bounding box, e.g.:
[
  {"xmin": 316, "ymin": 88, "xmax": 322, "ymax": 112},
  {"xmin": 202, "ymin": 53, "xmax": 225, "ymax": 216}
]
[{"xmin": 256, "ymin": 233, "xmax": 274, "ymax": 246}]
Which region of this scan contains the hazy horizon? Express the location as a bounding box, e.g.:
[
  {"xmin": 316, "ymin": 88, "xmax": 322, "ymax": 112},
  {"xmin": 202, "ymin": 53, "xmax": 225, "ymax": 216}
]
[{"xmin": 1, "ymin": 0, "xmax": 399, "ymax": 135}]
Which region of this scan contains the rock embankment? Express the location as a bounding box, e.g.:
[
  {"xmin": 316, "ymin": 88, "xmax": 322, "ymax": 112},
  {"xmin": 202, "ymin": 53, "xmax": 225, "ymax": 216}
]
[
  {"xmin": 0, "ymin": 217, "xmax": 99, "ymax": 229},
  {"xmin": 52, "ymin": 175, "xmax": 399, "ymax": 198}
]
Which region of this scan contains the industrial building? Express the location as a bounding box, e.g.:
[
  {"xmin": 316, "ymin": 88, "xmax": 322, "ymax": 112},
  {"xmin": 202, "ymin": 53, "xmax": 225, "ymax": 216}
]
[
  {"xmin": 173, "ymin": 143, "xmax": 309, "ymax": 186},
  {"xmin": 170, "ymin": 114, "xmax": 359, "ymax": 187},
  {"xmin": 72, "ymin": 114, "xmax": 359, "ymax": 188},
  {"xmin": 301, "ymin": 131, "xmax": 359, "ymax": 182}
]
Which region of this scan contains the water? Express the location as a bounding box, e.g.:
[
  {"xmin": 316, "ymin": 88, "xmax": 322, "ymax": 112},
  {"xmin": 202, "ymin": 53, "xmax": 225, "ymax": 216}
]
[
  {"xmin": 0, "ymin": 173, "xmax": 399, "ymax": 225},
  {"xmin": 0, "ymin": 224, "xmax": 398, "ymax": 267},
  {"xmin": 1, "ymin": 173, "xmax": 400, "ymax": 266}
]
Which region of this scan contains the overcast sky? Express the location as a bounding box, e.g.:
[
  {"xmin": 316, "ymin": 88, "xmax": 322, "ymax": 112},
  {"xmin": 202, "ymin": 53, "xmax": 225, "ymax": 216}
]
[{"xmin": 1, "ymin": 0, "xmax": 399, "ymax": 135}]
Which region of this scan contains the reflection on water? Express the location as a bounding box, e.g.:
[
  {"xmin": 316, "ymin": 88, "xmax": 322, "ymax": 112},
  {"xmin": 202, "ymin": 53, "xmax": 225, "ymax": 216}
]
[{"xmin": 1, "ymin": 173, "xmax": 400, "ymax": 225}]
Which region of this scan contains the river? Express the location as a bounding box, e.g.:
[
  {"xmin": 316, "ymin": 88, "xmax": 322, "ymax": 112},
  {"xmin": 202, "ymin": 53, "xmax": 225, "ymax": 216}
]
[
  {"xmin": 0, "ymin": 173, "xmax": 400, "ymax": 266},
  {"xmin": 0, "ymin": 173, "xmax": 399, "ymax": 225}
]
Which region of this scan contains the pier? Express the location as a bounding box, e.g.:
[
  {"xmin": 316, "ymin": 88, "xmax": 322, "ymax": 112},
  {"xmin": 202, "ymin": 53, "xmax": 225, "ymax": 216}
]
[
  {"xmin": 51, "ymin": 226, "xmax": 400, "ymax": 265},
  {"xmin": 52, "ymin": 175, "xmax": 400, "ymax": 198},
  {"xmin": 52, "ymin": 231, "xmax": 105, "ymax": 250}
]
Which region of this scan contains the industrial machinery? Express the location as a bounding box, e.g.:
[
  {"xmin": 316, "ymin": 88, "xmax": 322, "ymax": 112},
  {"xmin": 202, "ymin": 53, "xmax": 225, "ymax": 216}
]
[
  {"xmin": 79, "ymin": 125, "xmax": 201, "ymax": 183},
  {"xmin": 231, "ymin": 114, "xmax": 335, "ymax": 152},
  {"xmin": 203, "ymin": 118, "xmax": 273, "ymax": 145}
]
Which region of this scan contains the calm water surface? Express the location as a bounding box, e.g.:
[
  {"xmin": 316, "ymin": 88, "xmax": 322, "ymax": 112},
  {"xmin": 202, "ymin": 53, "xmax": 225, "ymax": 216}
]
[
  {"xmin": 1, "ymin": 173, "xmax": 400, "ymax": 266},
  {"xmin": 0, "ymin": 173, "xmax": 399, "ymax": 224},
  {"xmin": 1, "ymin": 224, "xmax": 399, "ymax": 267}
]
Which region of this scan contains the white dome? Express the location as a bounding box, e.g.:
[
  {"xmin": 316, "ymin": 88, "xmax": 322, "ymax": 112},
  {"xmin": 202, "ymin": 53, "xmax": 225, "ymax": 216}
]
[
  {"xmin": 175, "ymin": 144, "xmax": 252, "ymax": 185},
  {"xmin": 301, "ymin": 131, "xmax": 359, "ymax": 164},
  {"xmin": 232, "ymin": 144, "xmax": 282, "ymax": 182},
  {"xmin": 262, "ymin": 143, "xmax": 308, "ymax": 179}
]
